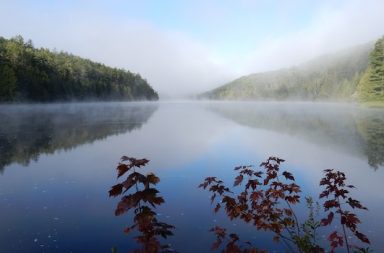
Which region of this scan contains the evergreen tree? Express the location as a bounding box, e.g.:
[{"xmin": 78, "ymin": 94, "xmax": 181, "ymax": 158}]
[
  {"xmin": 357, "ymin": 36, "xmax": 384, "ymax": 103},
  {"xmin": 0, "ymin": 35, "xmax": 159, "ymax": 102}
]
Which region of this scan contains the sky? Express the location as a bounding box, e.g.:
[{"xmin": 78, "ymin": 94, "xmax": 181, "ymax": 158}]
[{"xmin": 0, "ymin": 0, "xmax": 383, "ymax": 98}]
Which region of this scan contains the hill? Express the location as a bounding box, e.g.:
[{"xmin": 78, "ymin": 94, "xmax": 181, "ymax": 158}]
[
  {"xmin": 0, "ymin": 35, "xmax": 158, "ymax": 102},
  {"xmin": 202, "ymin": 39, "xmax": 382, "ymax": 102},
  {"xmin": 355, "ymin": 36, "xmax": 384, "ymax": 105}
]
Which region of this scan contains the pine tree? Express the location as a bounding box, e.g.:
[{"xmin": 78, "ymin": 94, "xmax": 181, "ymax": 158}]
[
  {"xmin": 369, "ymin": 37, "xmax": 384, "ymax": 96},
  {"xmin": 0, "ymin": 64, "xmax": 17, "ymax": 100}
]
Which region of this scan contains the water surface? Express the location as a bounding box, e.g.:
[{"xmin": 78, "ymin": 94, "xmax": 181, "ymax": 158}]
[{"xmin": 0, "ymin": 101, "xmax": 383, "ymax": 252}]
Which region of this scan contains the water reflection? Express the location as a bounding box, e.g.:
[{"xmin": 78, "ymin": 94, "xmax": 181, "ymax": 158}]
[
  {"xmin": 207, "ymin": 102, "xmax": 384, "ymax": 170},
  {"xmin": 0, "ymin": 102, "xmax": 382, "ymax": 252},
  {"xmin": 0, "ymin": 102, "xmax": 158, "ymax": 172}
]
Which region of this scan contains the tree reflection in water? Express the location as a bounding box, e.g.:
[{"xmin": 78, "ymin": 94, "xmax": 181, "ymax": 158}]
[{"xmin": 0, "ymin": 103, "xmax": 158, "ymax": 172}]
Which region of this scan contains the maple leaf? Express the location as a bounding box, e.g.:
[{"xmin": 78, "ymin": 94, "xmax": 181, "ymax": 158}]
[
  {"xmin": 285, "ymin": 195, "xmax": 300, "ymax": 204},
  {"xmin": 347, "ymin": 197, "xmax": 367, "ymax": 210},
  {"xmin": 355, "ymin": 231, "xmax": 370, "ymax": 244},
  {"xmin": 328, "ymin": 231, "xmax": 343, "ymax": 250},
  {"xmin": 109, "ymin": 183, "xmax": 123, "ymax": 197},
  {"xmin": 321, "ymin": 211, "xmax": 334, "ymax": 226},
  {"xmin": 147, "ymin": 173, "xmax": 160, "ymax": 185},
  {"xmin": 234, "ymin": 175, "xmax": 244, "ymax": 186},
  {"xmin": 282, "ymin": 171, "xmax": 295, "ymax": 181},
  {"xmin": 140, "ymin": 188, "xmax": 165, "ymax": 207},
  {"xmin": 115, "ymin": 194, "xmax": 140, "ymax": 216},
  {"xmin": 121, "ymin": 176, "xmax": 135, "ymax": 192},
  {"xmin": 117, "ymin": 163, "xmax": 130, "ymax": 178},
  {"xmin": 250, "ymin": 191, "xmax": 262, "ymax": 202},
  {"xmin": 132, "ymin": 158, "xmax": 150, "ymax": 167},
  {"xmin": 323, "ymin": 200, "xmax": 339, "ymax": 210}
]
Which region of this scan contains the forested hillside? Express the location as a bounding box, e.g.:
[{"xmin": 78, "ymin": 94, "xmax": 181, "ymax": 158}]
[
  {"xmin": 355, "ymin": 36, "xmax": 384, "ymax": 104},
  {"xmin": 202, "ymin": 41, "xmax": 377, "ymax": 102},
  {"xmin": 0, "ymin": 36, "xmax": 158, "ymax": 102}
]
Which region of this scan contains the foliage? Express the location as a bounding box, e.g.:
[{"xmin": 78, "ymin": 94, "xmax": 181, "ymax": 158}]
[
  {"xmin": 109, "ymin": 156, "xmax": 176, "ymax": 253},
  {"xmin": 200, "ymin": 157, "xmax": 371, "ymax": 253},
  {"xmin": 319, "ymin": 169, "xmax": 369, "ymax": 253},
  {"xmin": 356, "ymin": 36, "xmax": 384, "ymax": 104},
  {"xmin": 0, "ymin": 35, "xmax": 158, "ymax": 102},
  {"xmin": 108, "ymin": 156, "xmax": 372, "ymax": 253},
  {"xmin": 201, "ymin": 41, "xmax": 373, "ymax": 102}
]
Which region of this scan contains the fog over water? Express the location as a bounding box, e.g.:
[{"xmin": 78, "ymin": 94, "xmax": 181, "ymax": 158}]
[
  {"xmin": 1, "ymin": 1, "xmax": 383, "ymax": 252},
  {"xmin": 0, "ymin": 101, "xmax": 383, "ymax": 252},
  {"xmin": 1, "ymin": 1, "xmax": 383, "ymax": 97}
]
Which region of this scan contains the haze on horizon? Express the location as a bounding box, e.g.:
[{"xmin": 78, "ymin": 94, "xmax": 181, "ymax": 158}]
[{"xmin": 0, "ymin": 0, "xmax": 383, "ymax": 98}]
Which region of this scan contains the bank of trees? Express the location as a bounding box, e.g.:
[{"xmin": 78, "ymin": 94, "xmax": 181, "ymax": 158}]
[
  {"xmin": 203, "ymin": 37, "xmax": 384, "ymax": 105},
  {"xmin": 357, "ymin": 37, "xmax": 384, "ymax": 103},
  {"xmin": 0, "ymin": 35, "xmax": 158, "ymax": 102}
]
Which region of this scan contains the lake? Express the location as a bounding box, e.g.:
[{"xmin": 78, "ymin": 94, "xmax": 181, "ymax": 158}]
[{"xmin": 0, "ymin": 101, "xmax": 383, "ymax": 253}]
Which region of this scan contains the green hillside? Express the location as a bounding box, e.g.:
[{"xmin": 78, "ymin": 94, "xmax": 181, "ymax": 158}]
[
  {"xmin": 355, "ymin": 36, "xmax": 384, "ymax": 105},
  {"xmin": 202, "ymin": 39, "xmax": 383, "ymax": 103},
  {"xmin": 0, "ymin": 35, "xmax": 158, "ymax": 102}
]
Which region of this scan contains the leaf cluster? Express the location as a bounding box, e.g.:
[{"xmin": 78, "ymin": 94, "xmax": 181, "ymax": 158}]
[
  {"xmin": 109, "ymin": 156, "xmax": 176, "ymax": 253},
  {"xmin": 319, "ymin": 169, "xmax": 370, "ymax": 253},
  {"xmin": 200, "ymin": 157, "xmax": 371, "ymax": 253}
]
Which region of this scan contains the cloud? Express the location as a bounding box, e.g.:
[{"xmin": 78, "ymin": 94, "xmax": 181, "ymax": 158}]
[
  {"xmin": 0, "ymin": 0, "xmax": 383, "ymax": 97},
  {"xmin": 0, "ymin": 2, "xmax": 236, "ymax": 98},
  {"xmin": 241, "ymin": 0, "xmax": 384, "ymax": 73},
  {"xmin": 63, "ymin": 19, "xmax": 235, "ymax": 98}
]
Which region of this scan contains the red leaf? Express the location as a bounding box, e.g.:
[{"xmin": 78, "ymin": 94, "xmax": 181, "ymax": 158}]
[
  {"xmin": 328, "ymin": 231, "xmax": 343, "ymax": 250},
  {"xmin": 115, "ymin": 194, "xmax": 140, "ymax": 216},
  {"xmin": 147, "ymin": 173, "xmax": 160, "ymax": 185},
  {"xmin": 347, "ymin": 198, "xmax": 367, "ymax": 210},
  {"xmin": 323, "ymin": 200, "xmax": 339, "ymax": 210},
  {"xmin": 246, "ymin": 179, "xmax": 260, "ymax": 190},
  {"xmin": 319, "ymin": 190, "xmax": 329, "ymax": 199},
  {"xmin": 117, "ymin": 163, "xmax": 130, "ymax": 178},
  {"xmin": 132, "ymin": 158, "xmax": 149, "ymax": 167},
  {"xmin": 109, "ymin": 184, "xmax": 123, "ymax": 197},
  {"xmin": 321, "ymin": 211, "xmax": 334, "ymax": 226},
  {"xmin": 282, "ymin": 171, "xmax": 295, "ymax": 181},
  {"xmin": 141, "ymin": 188, "xmax": 164, "ymax": 207},
  {"xmin": 355, "ymin": 231, "xmax": 370, "ymax": 244},
  {"xmin": 250, "ymin": 191, "xmax": 262, "ymax": 201},
  {"xmin": 234, "ymin": 175, "xmax": 243, "ymax": 186}
]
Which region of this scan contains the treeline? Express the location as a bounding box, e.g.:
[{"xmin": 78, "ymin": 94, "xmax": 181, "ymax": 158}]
[
  {"xmin": 202, "ymin": 39, "xmax": 378, "ymax": 102},
  {"xmin": 356, "ymin": 36, "xmax": 384, "ymax": 103},
  {"xmin": 0, "ymin": 35, "xmax": 158, "ymax": 102}
]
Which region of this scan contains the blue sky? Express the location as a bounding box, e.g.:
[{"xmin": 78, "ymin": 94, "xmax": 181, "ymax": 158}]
[{"xmin": 0, "ymin": 0, "xmax": 383, "ymax": 97}]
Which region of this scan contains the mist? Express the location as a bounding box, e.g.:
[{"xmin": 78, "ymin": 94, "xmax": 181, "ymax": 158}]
[{"xmin": 0, "ymin": 0, "xmax": 383, "ymax": 98}]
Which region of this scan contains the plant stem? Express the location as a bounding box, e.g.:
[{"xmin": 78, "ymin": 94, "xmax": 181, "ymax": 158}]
[{"xmin": 337, "ymin": 196, "xmax": 350, "ymax": 253}]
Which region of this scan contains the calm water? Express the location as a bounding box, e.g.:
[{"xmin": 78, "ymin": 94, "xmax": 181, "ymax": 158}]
[{"xmin": 0, "ymin": 101, "xmax": 383, "ymax": 252}]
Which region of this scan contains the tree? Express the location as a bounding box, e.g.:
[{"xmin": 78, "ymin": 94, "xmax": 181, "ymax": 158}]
[
  {"xmin": 0, "ymin": 35, "xmax": 159, "ymax": 102},
  {"xmin": 0, "ymin": 64, "xmax": 17, "ymax": 100}
]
